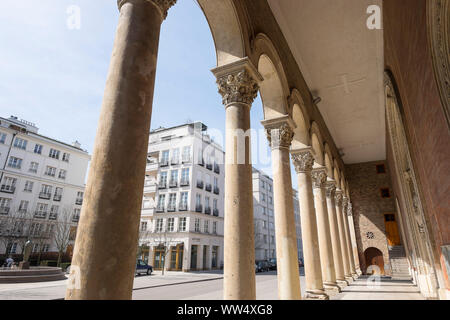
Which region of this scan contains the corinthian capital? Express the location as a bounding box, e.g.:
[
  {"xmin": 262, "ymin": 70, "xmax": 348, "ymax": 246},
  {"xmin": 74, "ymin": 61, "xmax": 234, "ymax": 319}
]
[
  {"xmin": 325, "ymin": 181, "xmax": 336, "ymax": 198},
  {"xmin": 118, "ymin": 0, "xmax": 177, "ymax": 19},
  {"xmin": 291, "ymin": 148, "xmax": 315, "ymax": 173},
  {"xmin": 347, "ymin": 202, "xmax": 353, "ymax": 216},
  {"xmin": 212, "ymin": 58, "xmax": 263, "ymax": 107},
  {"xmin": 335, "ymin": 190, "xmax": 343, "ymax": 206},
  {"xmin": 262, "ymin": 116, "xmax": 295, "ymax": 149},
  {"xmin": 342, "ymin": 196, "xmax": 349, "ymax": 210},
  {"xmin": 311, "ymin": 168, "xmax": 328, "ymax": 189}
]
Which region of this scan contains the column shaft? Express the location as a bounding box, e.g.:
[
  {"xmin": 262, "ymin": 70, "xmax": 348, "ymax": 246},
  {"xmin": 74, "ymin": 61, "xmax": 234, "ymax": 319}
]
[
  {"xmin": 335, "ymin": 192, "xmax": 352, "ymax": 280},
  {"xmin": 66, "ymin": 0, "xmax": 172, "ymax": 300},
  {"xmin": 342, "ymin": 199, "xmax": 357, "ymax": 278}
]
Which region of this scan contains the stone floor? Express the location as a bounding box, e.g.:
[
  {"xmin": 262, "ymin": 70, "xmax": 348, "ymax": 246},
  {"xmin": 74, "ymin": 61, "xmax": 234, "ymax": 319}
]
[{"xmin": 0, "ymin": 269, "xmax": 424, "ymax": 300}]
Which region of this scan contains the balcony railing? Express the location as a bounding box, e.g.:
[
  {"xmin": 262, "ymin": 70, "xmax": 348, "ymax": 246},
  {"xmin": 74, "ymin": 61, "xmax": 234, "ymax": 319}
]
[
  {"xmin": 196, "ymin": 181, "xmax": 204, "ymax": 189},
  {"xmin": 205, "ymin": 184, "xmax": 212, "ymax": 192},
  {"xmin": 179, "ymin": 203, "xmax": 188, "ymax": 211},
  {"xmin": 213, "ymin": 209, "xmax": 219, "ymax": 217},
  {"xmin": 34, "ymin": 211, "xmax": 48, "ymax": 219},
  {"xmin": 156, "ymin": 206, "xmax": 165, "ymax": 213},
  {"xmin": 160, "ymin": 159, "xmax": 169, "ymax": 167},
  {"xmin": 169, "ymin": 180, "xmax": 178, "ymax": 188},
  {"xmin": 214, "ymin": 164, "xmax": 220, "ymax": 174},
  {"xmin": 182, "ymin": 156, "xmax": 191, "ymax": 163},
  {"xmin": 75, "ymin": 199, "xmax": 83, "ymax": 205},
  {"xmin": 206, "ymin": 163, "xmax": 213, "ymax": 170},
  {"xmin": 29, "ymin": 168, "xmax": 38, "ymax": 173},
  {"xmin": 49, "ymin": 213, "xmax": 58, "ymax": 220},
  {"xmin": 167, "ymin": 204, "xmax": 176, "ymax": 212},
  {"xmin": 180, "ymin": 179, "xmax": 189, "ymax": 187},
  {"xmin": 0, "ymin": 185, "xmax": 15, "ymax": 194},
  {"xmin": 171, "ymin": 158, "xmax": 179, "ymax": 165},
  {"xmin": 213, "ymin": 187, "xmax": 220, "ymax": 195},
  {"xmin": 198, "ymin": 158, "xmax": 204, "ymax": 166},
  {"xmin": 195, "ymin": 205, "xmax": 203, "ymax": 213},
  {"xmin": 0, "ymin": 207, "xmax": 10, "ymax": 215},
  {"xmin": 39, "ymin": 192, "xmax": 51, "ymax": 200},
  {"xmin": 204, "ymin": 207, "xmax": 211, "ymax": 215},
  {"xmin": 53, "ymin": 195, "xmax": 62, "ymax": 202},
  {"xmin": 158, "ymin": 181, "xmax": 167, "ymax": 189}
]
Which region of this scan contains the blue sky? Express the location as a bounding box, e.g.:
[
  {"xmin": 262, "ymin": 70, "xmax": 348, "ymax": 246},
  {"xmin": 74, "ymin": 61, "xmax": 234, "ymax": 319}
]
[{"xmin": 0, "ymin": 0, "xmax": 298, "ymax": 189}]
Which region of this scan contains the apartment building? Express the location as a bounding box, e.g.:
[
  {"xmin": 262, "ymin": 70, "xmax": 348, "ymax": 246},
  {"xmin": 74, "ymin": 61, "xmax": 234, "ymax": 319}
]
[
  {"xmin": 252, "ymin": 168, "xmax": 303, "ymax": 263},
  {"xmin": 0, "ymin": 116, "xmax": 90, "ymax": 256},
  {"xmin": 139, "ymin": 122, "xmax": 224, "ymax": 272}
]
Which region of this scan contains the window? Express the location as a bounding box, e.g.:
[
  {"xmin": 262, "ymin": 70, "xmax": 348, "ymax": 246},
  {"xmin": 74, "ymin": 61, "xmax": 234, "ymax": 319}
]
[
  {"xmin": 376, "ymin": 164, "xmax": 386, "ymax": 174},
  {"xmin": 157, "ymin": 195, "xmax": 166, "ymax": 211},
  {"xmin": 140, "ymin": 221, "xmax": 147, "ymax": 231},
  {"xmin": 167, "ymin": 218, "xmax": 174, "ymax": 232},
  {"xmin": 268, "ymin": 184, "xmax": 272, "ymax": 192},
  {"xmin": 181, "ymin": 168, "xmax": 190, "ymax": 185},
  {"xmin": 29, "ymin": 162, "xmax": 39, "ymax": 173},
  {"xmin": 380, "ymin": 188, "xmax": 391, "ymax": 198},
  {"xmin": 49, "ymin": 205, "xmax": 59, "ymax": 220},
  {"xmin": 196, "ymin": 194, "xmax": 202, "ymax": 212},
  {"xmin": 13, "ymin": 137, "xmax": 27, "ymax": 150},
  {"xmin": 1, "ymin": 177, "xmax": 17, "ymax": 193},
  {"xmin": 0, "ymin": 198, "xmax": 11, "ymax": 214},
  {"xmin": 49, "ymin": 148, "xmax": 60, "ymax": 159},
  {"xmin": 204, "ymin": 220, "xmax": 209, "ymax": 233},
  {"xmin": 72, "ymin": 209, "xmax": 81, "ymax": 222},
  {"xmin": 35, "ymin": 203, "xmax": 48, "ymax": 219},
  {"xmin": 264, "ymin": 235, "xmax": 267, "ymax": 243},
  {"xmin": 58, "ymin": 169, "xmax": 67, "ymax": 180},
  {"xmin": 10, "ymin": 243, "xmax": 18, "ymax": 254},
  {"xmin": 24, "ymin": 181, "xmax": 33, "ymax": 192},
  {"xmin": 170, "ymin": 170, "xmax": 178, "ymax": 187},
  {"xmin": 54, "ymin": 187, "xmax": 63, "ymax": 201},
  {"xmin": 34, "ymin": 144, "xmax": 43, "ymax": 154},
  {"xmin": 160, "ymin": 150, "xmax": 169, "ymax": 166},
  {"xmin": 168, "ymin": 193, "xmax": 177, "ymax": 211},
  {"xmin": 76, "ymin": 192, "xmax": 84, "ymax": 205},
  {"xmin": 178, "ymin": 217, "xmax": 186, "ymax": 232},
  {"xmin": 385, "ymin": 214, "xmax": 396, "ymax": 222},
  {"xmin": 180, "ymin": 192, "xmax": 188, "ymax": 210},
  {"xmin": 263, "ymin": 221, "xmax": 267, "ymax": 229},
  {"xmin": 171, "ymin": 148, "xmax": 179, "ymax": 164},
  {"xmin": 213, "ymin": 221, "xmax": 217, "ymax": 234},
  {"xmin": 269, "ymin": 196, "xmax": 273, "ymax": 205},
  {"xmin": 156, "ymin": 219, "xmax": 163, "ymax": 232},
  {"xmin": 42, "ymin": 244, "xmax": 50, "ymax": 252},
  {"xmin": 194, "ymin": 218, "xmax": 200, "ymax": 232},
  {"xmin": 0, "ymin": 133, "xmax": 6, "ymax": 144},
  {"xmin": 261, "ymin": 181, "xmax": 265, "ymax": 189},
  {"xmin": 39, "ymin": 185, "xmax": 52, "ymax": 199},
  {"xmin": 19, "ymin": 200, "xmax": 29, "ymax": 213},
  {"xmin": 32, "ymin": 243, "xmax": 39, "ymax": 253},
  {"xmin": 182, "ymin": 146, "xmax": 191, "ymax": 162},
  {"xmin": 8, "ymin": 156, "xmax": 22, "ymax": 169},
  {"xmin": 62, "ymin": 153, "xmax": 70, "ymax": 162},
  {"xmin": 45, "ymin": 166, "xmax": 57, "ymax": 177},
  {"xmin": 261, "ymin": 193, "xmax": 265, "ymax": 202},
  {"xmin": 262, "ymin": 207, "xmax": 266, "ymax": 215},
  {"xmin": 159, "ymin": 172, "xmax": 168, "ymax": 188}
]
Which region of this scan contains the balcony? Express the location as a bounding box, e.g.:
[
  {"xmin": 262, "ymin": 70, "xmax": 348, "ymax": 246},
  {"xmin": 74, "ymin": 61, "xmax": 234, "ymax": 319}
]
[
  {"xmin": 196, "ymin": 181, "xmax": 204, "ymax": 189},
  {"xmin": 195, "ymin": 205, "xmax": 203, "ymax": 213},
  {"xmin": 141, "ymin": 207, "xmax": 155, "ymax": 217},
  {"xmin": 53, "ymin": 195, "xmax": 62, "ymax": 202},
  {"xmin": 49, "ymin": 213, "xmax": 58, "ymax": 220},
  {"xmin": 34, "ymin": 211, "xmax": 47, "ymax": 219},
  {"xmin": 158, "ymin": 181, "xmax": 167, "ymax": 189},
  {"xmin": 72, "ymin": 215, "xmax": 80, "ymax": 223},
  {"xmin": 214, "ymin": 187, "xmax": 220, "ymax": 195},
  {"xmin": 182, "ymin": 156, "xmax": 191, "ymax": 164},
  {"xmin": 169, "ymin": 180, "xmax": 178, "ymax": 188},
  {"xmin": 179, "ymin": 203, "xmax": 188, "ymax": 211},
  {"xmin": 29, "ymin": 168, "xmax": 38, "ymax": 174},
  {"xmin": 0, "ymin": 207, "xmax": 10, "ymax": 215},
  {"xmin": 160, "ymin": 159, "xmax": 169, "ymax": 167},
  {"xmin": 206, "ymin": 163, "xmax": 213, "ymax": 170},
  {"xmin": 146, "ymin": 162, "xmax": 159, "ymax": 173},
  {"xmin": 143, "ymin": 184, "xmax": 157, "ymax": 194},
  {"xmin": 8, "ymin": 164, "xmax": 21, "ymax": 170},
  {"xmin": 75, "ymin": 199, "xmax": 83, "ymax": 205},
  {"xmin": 39, "ymin": 192, "xmax": 51, "ymax": 200},
  {"xmin": 214, "ymin": 164, "xmax": 220, "ymax": 174},
  {"xmin": 180, "ymin": 179, "xmax": 190, "ymax": 187},
  {"xmin": 205, "ymin": 184, "xmax": 212, "ymax": 192},
  {"xmin": 213, "ymin": 209, "xmax": 219, "ymax": 217},
  {"xmin": 171, "ymin": 158, "xmax": 179, "ymax": 165},
  {"xmin": 204, "ymin": 207, "xmax": 211, "ymax": 215},
  {"xmin": 0, "ymin": 185, "xmax": 15, "ymax": 194},
  {"xmin": 156, "ymin": 206, "xmax": 165, "ymax": 213},
  {"xmin": 167, "ymin": 204, "xmax": 176, "ymax": 212}
]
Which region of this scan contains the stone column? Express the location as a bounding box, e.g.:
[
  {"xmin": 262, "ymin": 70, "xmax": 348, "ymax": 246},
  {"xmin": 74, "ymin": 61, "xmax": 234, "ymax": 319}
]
[
  {"xmin": 212, "ymin": 58, "xmax": 263, "ymax": 300},
  {"xmin": 311, "ymin": 168, "xmax": 340, "ymax": 294},
  {"xmin": 347, "ymin": 203, "xmax": 362, "ymax": 275},
  {"xmin": 291, "ymin": 149, "xmax": 328, "ymax": 300},
  {"xmin": 65, "ymin": 0, "xmax": 176, "ymax": 300},
  {"xmin": 197, "ymin": 244, "xmax": 204, "ymax": 271},
  {"xmin": 343, "ymin": 197, "xmax": 358, "ymax": 279},
  {"xmin": 325, "ymin": 182, "xmax": 347, "ymax": 288},
  {"xmin": 206, "ymin": 245, "xmax": 213, "ymax": 270},
  {"xmin": 182, "ymin": 239, "xmax": 191, "ymax": 272},
  {"xmin": 335, "ymin": 190, "xmax": 353, "ymax": 282},
  {"xmin": 262, "ymin": 116, "xmax": 301, "ymax": 300}
]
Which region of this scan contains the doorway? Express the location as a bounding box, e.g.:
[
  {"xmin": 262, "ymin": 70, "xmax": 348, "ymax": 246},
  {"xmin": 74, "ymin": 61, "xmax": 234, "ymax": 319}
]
[
  {"xmin": 153, "ymin": 246, "xmax": 165, "ymax": 270},
  {"xmin": 384, "ymin": 213, "xmax": 400, "ymax": 246},
  {"xmin": 169, "ymin": 244, "xmax": 184, "ymax": 271},
  {"xmin": 364, "ymin": 247, "xmax": 385, "ymax": 275},
  {"xmin": 190, "ymin": 245, "xmax": 198, "ymax": 270}
]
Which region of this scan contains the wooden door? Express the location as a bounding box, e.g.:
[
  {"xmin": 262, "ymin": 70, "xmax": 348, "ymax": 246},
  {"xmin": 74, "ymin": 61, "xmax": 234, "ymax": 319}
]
[{"xmin": 384, "ymin": 214, "xmax": 400, "ymax": 246}]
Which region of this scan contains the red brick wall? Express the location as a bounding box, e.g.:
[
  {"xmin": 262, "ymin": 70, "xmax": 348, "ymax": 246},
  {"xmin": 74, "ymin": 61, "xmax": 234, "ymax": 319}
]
[{"xmin": 384, "ymin": 0, "xmax": 450, "ymax": 289}]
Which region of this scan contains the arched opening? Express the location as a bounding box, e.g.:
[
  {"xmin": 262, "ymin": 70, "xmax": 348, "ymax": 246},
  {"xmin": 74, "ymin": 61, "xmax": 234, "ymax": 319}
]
[
  {"xmin": 290, "ymin": 89, "xmax": 310, "ymax": 150},
  {"xmin": 324, "ymin": 144, "xmax": 334, "ymax": 179},
  {"xmin": 364, "ymin": 247, "xmax": 385, "ymax": 275}
]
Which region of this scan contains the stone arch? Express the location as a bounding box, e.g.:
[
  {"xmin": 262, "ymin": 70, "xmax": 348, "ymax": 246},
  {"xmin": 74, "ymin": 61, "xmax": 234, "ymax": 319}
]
[
  {"xmin": 253, "ymin": 33, "xmax": 290, "ymax": 120},
  {"xmin": 364, "ymin": 247, "xmax": 385, "ymax": 275},
  {"xmin": 289, "ymin": 88, "xmax": 311, "ymax": 149},
  {"xmin": 197, "ymin": 0, "xmax": 246, "ymax": 67},
  {"xmin": 324, "ymin": 143, "xmax": 334, "ymax": 179},
  {"xmin": 333, "ymin": 160, "xmax": 341, "ymax": 188},
  {"xmin": 310, "ymin": 122, "xmax": 324, "ymax": 166}
]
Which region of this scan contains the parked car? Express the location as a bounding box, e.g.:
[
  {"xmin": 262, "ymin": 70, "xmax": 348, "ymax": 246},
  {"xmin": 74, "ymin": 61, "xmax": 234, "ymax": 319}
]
[
  {"xmin": 255, "ymin": 260, "xmax": 270, "ymax": 273},
  {"xmin": 268, "ymin": 258, "xmax": 277, "ymax": 270},
  {"xmin": 135, "ymin": 259, "xmax": 153, "ymax": 276}
]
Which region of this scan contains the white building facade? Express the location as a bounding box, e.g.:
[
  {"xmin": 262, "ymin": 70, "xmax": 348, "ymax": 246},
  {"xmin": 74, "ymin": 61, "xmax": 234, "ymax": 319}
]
[
  {"xmin": 252, "ymin": 168, "xmax": 303, "ymax": 263},
  {"xmin": 0, "ymin": 116, "xmax": 90, "ymax": 256},
  {"xmin": 139, "ymin": 122, "xmax": 224, "ymax": 272}
]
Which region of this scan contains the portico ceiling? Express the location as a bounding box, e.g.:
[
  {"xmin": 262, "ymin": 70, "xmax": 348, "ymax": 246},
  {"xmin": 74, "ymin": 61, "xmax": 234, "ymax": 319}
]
[{"xmin": 268, "ymin": 0, "xmax": 385, "ymax": 164}]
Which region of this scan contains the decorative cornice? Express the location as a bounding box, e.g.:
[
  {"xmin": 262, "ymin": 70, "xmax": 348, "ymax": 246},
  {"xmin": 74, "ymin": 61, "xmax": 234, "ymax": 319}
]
[
  {"xmin": 118, "ymin": 0, "xmax": 177, "ymax": 20},
  {"xmin": 325, "ymin": 181, "xmax": 336, "ymax": 198},
  {"xmin": 311, "ymin": 167, "xmax": 328, "ymax": 189},
  {"xmin": 291, "ymin": 148, "xmax": 315, "ymax": 173},
  {"xmin": 212, "ymin": 58, "xmax": 263, "ymax": 107}
]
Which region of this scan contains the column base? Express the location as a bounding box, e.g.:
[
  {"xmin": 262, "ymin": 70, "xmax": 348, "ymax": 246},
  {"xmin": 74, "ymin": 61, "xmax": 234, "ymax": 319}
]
[
  {"xmin": 305, "ymin": 290, "xmax": 329, "ymax": 300},
  {"xmin": 324, "ymin": 282, "xmax": 341, "ymax": 295},
  {"xmin": 336, "ymin": 279, "xmax": 348, "ymax": 289},
  {"xmin": 351, "ymin": 273, "xmax": 359, "ymax": 280},
  {"xmin": 345, "ymin": 276, "xmax": 354, "ymax": 283}
]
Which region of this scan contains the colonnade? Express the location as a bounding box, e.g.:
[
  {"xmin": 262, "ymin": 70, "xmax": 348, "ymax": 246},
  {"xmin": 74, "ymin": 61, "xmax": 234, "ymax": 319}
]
[{"xmin": 65, "ymin": 0, "xmax": 360, "ymax": 300}]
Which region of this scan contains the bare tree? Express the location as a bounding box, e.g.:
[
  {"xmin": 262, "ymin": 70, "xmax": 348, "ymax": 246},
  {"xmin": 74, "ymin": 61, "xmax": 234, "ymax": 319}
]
[
  {"xmin": 153, "ymin": 230, "xmax": 176, "ymax": 276},
  {"xmin": 53, "ymin": 208, "xmax": 74, "ymax": 267},
  {"xmin": 0, "ymin": 206, "xmax": 31, "ymax": 255}
]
